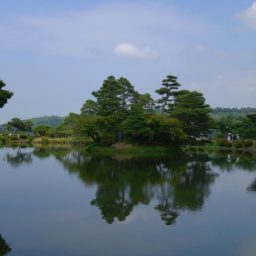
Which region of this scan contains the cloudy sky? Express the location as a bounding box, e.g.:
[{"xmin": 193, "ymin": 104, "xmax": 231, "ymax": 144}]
[{"xmin": 0, "ymin": 0, "xmax": 256, "ymax": 122}]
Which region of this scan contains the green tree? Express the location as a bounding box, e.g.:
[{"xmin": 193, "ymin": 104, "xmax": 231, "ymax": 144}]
[
  {"xmin": 80, "ymin": 100, "xmax": 98, "ymax": 115},
  {"xmin": 76, "ymin": 115, "xmax": 105, "ymax": 143},
  {"xmin": 172, "ymin": 90, "xmax": 211, "ymax": 138},
  {"xmin": 7, "ymin": 118, "xmax": 32, "ymax": 132},
  {"xmin": 135, "ymin": 93, "xmax": 155, "ymax": 114},
  {"xmin": 122, "ymin": 105, "xmax": 153, "ymax": 143},
  {"xmin": 0, "ymin": 234, "xmax": 11, "ymax": 255},
  {"xmin": 0, "ymin": 80, "xmax": 13, "ymax": 109},
  {"xmin": 247, "ymin": 113, "xmax": 256, "ymax": 123},
  {"xmin": 91, "ymin": 76, "xmax": 138, "ymax": 142},
  {"xmin": 33, "ymin": 125, "xmax": 50, "ymax": 136},
  {"xmin": 118, "ymin": 77, "xmax": 138, "ymax": 113},
  {"xmin": 155, "ymin": 75, "xmax": 181, "ymax": 113},
  {"xmin": 92, "ymin": 76, "xmax": 123, "ymax": 117},
  {"xmin": 149, "ymin": 114, "xmax": 187, "ymax": 144}
]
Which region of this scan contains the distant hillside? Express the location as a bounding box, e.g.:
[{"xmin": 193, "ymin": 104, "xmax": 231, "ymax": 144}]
[
  {"xmin": 28, "ymin": 116, "xmax": 65, "ymax": 127},
  {"xmin": 0, "ymin": 116, "xmax": 65, "ymax": 131},
  {"xmin": 211, "ymin": 107, "xmax": 256, "ymax": 117}
]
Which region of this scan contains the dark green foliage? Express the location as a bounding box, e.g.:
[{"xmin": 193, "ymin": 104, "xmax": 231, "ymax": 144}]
[
  {"xmin": 7, "ymin": 118, "xmax": 32, "ymax": 132},
  {"xmin": 0, "ymin": 234, "xmax": 11, "ymax": 255},
  {"xmin": 216, "ymin": 139, "xmax": 232, "ymax": 148},
  {"xmin": 135, "ymin": 93, "xmax": 155, "ymax": 114},
  {"xmin": 76, "ymin": 115, "xmax": 105, "ymax": 143},
  {"xmin": 247, "ymin": 113, "xmax": 256, "ymax": 123},
  {"xmin": 244, "ymin": 140, "xmax": 253, "ymax": 148},
  {"xmin": 234, "ymin": 141, "xmax": 243, "ymax": 149},
  {"xmin": 155, "ymin": 75, "xmax": 181, "ymax": 113},
  {"xmin": 217, "ymin": 139, "xmax": 254, "ymax": 149},
  {"xmin": 92, "ymin": 76, "xmax": 137, "ymax": 117},
  {"xmin": 33, "ymin": 125, "xmax": 50, "ymax": 136},
  {"xmin": 81, "ymin": 100, "xmax": 98, "ymax": 115},
  {"xmin": 0, "ymin": 80, "xmax": 13, "ymax": 109},
  {"xmin": 122, "ymin": 105, "xmax": 153, "ymax": 143},
  {"xmin": 149, "ymin": 114, "xmax": 187, "ymax": 144},
  {"xmin": 172, "ymin": 90, "xmax": 212, "ymax": 137},
  {"xmin": 214, "ymin": 115, "xmax": 256, "ymax": 139},
  {"xmin": 75, "ymin": 74, "xmax": 212, "ymax": 145}
]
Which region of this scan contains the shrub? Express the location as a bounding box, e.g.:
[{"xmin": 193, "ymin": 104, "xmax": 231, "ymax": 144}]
[
  {"xmin": 244, "ymin": 140, "xmax": 253, "ymax": 148},
  {"xmin": 9, "ymin": 135, "xmax": 18, "ymax": 141},
  {"xmin": 217, "ymin": 139, "xmax": 232, "ymax": 148},
  {"xmin": 234, "ymin": 141, "xmax": 243, "ymax": 149},
  {"xmin": 41, "ymin": 138, "xmax": 49, "ymax": 145},
  {"xmin": 19, "ymin": 134, "xmax": 28, "ymax": 140}
]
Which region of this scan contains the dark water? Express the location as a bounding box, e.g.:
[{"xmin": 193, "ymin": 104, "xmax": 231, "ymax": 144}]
[{"xmin": 0, "ymin": 147, "xmax": 256, "ymax": 256}]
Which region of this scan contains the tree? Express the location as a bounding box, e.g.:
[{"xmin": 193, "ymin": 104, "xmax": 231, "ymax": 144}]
[
  {"xmin": 0, "ymin": 234, "xmax": 11, "ymax": 255},
  {"xmin": 135, "ymin": 93, "xmax": 155, "ymax": 114},
  {"xmin": 118, "ymin": 77, "xmax": 138, "ymax": 113},
  {"xmin": 92, "ymin": 76, "xmax": 123, "ymax": 117},
  {"xmin": 172, "ymin": 90, "xmax": 212, "ymax": 138},
  {"xmin": 91, "ymin": 76, "xmax": 138, "ymax": 142},
  {"xmin": 122, "ymin": 104, "xmax": 153, "ymax": 143},
  {"xmin": 7, "ymin": 118, "xmax": 32, "ymax": 132},
  {"xmin": 76, "ymin": 115, "xmax": 105, "ymax": 143},
  {"xmin": 247, "ymin": 113, "xmax": 256, "ymax": 123},
  {"xmin": 33, "ymin": 125, "xmax": 50, "ymax": 136},
  {"xmin": 149, "ymin": 114, "xmax": 187, "ymax": 144},
  {"xmin": 0, "ymin": 80, "xmax": 13, "ymax": 108},
  {"xmin": 80, "ymin": 100, "xmax": 98, "ymax": 115},
  {"xmin": 155, "ymin": 75, "xmax": 181, "ymax": 113}
]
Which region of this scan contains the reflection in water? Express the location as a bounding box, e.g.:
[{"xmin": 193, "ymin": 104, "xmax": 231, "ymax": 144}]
[
  {"xmin": 210, "ymin": 150, "xmax": 256, "ymax": 192},
  {"xmin": 211, "ymin": 150, "xmax": 256, "ymax": 172},
  {"xmin": 3, "ymin": 147, "xmax": 256, "ymax": 226},
  {"xmin": 247, "ymin": 179, "xmax": 256, "ymax": 192},
  {"xmin": 33, "ymin": 148, "xmax": 218, "ymax": 225},
  {"xmin": 0, "ymin": 234, "xmax": 11, "ymax": 255},
  {"xmin": 3, "ymin": 150, "xmax": 32, "ymax": 167}
]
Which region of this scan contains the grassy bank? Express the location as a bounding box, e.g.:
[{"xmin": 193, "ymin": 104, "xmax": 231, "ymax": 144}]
[{"xmin": 83, "ymin": 142, "xmax": 181, "ymax": 157}]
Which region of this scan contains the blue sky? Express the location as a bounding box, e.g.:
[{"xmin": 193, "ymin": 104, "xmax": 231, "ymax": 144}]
[{"xmin": 0, "ymin": 0, "xmax": 256, "ymax": 122}]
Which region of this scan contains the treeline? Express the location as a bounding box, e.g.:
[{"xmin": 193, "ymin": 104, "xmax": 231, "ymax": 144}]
[
  {"xmin": 64, "ymin": 75, "xmax": 211, "ymax": 145},
  {"xmin": 213, "ymin": 114, "xmax": 256, "ymax": 139},
  {"xmin": 212, "ymin": 107, "xmax": 256, "ymax": 117},
  {"xmin": 29, "ymin": 116, "xmax": 64, "ymax": 127},
  {"xmin": 2, "ymin": 76, "xmax": 256, "ymax": 146}
]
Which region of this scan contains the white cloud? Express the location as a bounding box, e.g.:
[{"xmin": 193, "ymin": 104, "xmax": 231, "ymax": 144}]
[
  {"xmin": 114, "ymin": 43, "xmax": 158, "ymax": 59},
  {"xmin": 238, "ymin": 2, "xmax": 256, "ymax": 29}
]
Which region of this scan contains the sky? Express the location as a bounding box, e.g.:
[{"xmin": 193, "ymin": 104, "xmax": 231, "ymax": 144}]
[{"xmin": 0, "ymin": 0, "xmax": 256, "ymax": 123}]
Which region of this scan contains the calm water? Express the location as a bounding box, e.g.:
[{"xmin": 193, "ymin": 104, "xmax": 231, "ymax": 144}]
[{"xmin": 0, "ymin": 147, "xmax": 256, "ymax": 256}]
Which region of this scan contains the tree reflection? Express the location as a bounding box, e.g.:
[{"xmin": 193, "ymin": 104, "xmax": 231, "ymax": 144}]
[
  {"xmin": 3, "ymin": 146, "xmax": 255, "ymax": 225},
  {"xmin": 4, "ymin": 150, "xmax": 32, "ymax": 167},
  {"xmin": 247, "ymin": 179, "xmax": 256, "ymax": 192},
  {"xmin": 33, "ymin": 147, "xmax": 51, "ymax": 159},
  {"xmin": 211, "ymin": 150, "xmax": 256, "ymax": 172},
  {"xmin": 46, "ymin": 148, "xmax": 218, "ymax": 225},
  {"xmin": 0, "ymin": 234, "xmax": 11, "ymax": 255}
]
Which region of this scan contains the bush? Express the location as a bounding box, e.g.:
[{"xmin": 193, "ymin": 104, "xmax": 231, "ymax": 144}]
[
  {"xmin": 244, "ymin": 140, "xmax": 253, "ymax": 148},
  {"xmin": 0, "ymin": 134, "xmax": 6, "ymax": 144},
  {"xmin": 19, "ymin": 134, "xmax": 28, "ymax": 140},
  {"xmin": 9, "ymin": 135, "xmax": 18, "ymax": 141},
  {"xmin": 234, "ymin": 141, "xmax": 243, "ymax": 149},
  {"xmin": 217, "ymin": 139, "xmax": 232, "ymax": 148},
  {"xmin": 41, "ymin": 138, "xmax": 49, "ymax": 145}
]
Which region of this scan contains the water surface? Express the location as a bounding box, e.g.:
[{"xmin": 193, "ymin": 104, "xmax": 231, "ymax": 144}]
[{"xmin": 0, "ymin": 147, "xmax": 256, "ymax": 256}]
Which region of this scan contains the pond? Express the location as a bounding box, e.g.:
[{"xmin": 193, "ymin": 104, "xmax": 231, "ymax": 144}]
[{"xmin": 0, "ymin": 147, "xmax": 256, "ymax": 256}]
